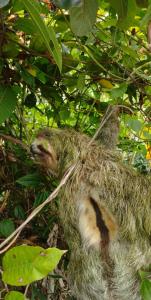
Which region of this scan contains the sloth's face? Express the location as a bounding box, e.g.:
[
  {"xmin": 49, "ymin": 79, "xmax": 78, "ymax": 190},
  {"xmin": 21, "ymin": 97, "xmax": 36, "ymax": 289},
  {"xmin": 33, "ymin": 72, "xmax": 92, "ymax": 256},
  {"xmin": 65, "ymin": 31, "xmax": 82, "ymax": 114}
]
[{"xmin": 30, "ymin": 130, "xmax": 58, "ymax": 174}]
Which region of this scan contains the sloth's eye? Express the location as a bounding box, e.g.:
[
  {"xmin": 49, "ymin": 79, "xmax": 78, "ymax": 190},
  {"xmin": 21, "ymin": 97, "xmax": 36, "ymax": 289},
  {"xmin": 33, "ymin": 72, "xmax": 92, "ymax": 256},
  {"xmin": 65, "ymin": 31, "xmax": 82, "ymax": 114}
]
[
  {"xmin": 44, "ymin": 131, "xmax": 52, "ymax": 138},
  {"xmin": 45, "ymin": 132, "xmax": 50, "ymax": 137}
]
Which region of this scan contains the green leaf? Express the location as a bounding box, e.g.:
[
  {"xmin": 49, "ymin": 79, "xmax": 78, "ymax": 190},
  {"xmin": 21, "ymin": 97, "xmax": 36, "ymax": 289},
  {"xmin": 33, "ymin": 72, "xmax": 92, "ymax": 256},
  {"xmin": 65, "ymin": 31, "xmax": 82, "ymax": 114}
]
[
  {"xmin": 59, "ymin": 108, "xmax": 70, "ymax": 121},
  {"xmin": 121, "ymin": 45, "xmax": 138, "ymax": 59},
  {"xmin": 5, "ymin": 291, "xmax": 26, "ymax": 300},
  {"xmin": 121, "ymin": 0, "xmax": 136, "ymax": 28},
  {"xmin": 140, "ymin": 5, "xmax": 151, "ymax": 26},
  {"xmin": 21, "ymin": 0, "xmax": 62, "ymax": 72},
  {"xmin": 11, "ymin": 0, "xmax": 24, "ymax": 12},
  {"xmin": 70, "ymin": 0, "xmax": 98, "ymax": 36},
  {"xmin": 110, "ymin": 0, "xmax": 137, "ymax": 29},
  {"xmin": 16, "ymin": 173, "xmax": 43, "ymax": 187},
  {"xmin": 14, "ymin": 18, "xmax": 37, "ymax": 34},
  {"xmin": 2, "ymin": 42, "xmax": 19, "ymax": 58},
  {"xmin": 14, "ymin": 205, "xmax": 26, "ymax": 220},
  {"xmin": 77, "ymin": 74, "xmax": 85, "ymax": 92},
  {"xmin": 0, "ymin": 86, "xmax": 18, "ymax": 124},
  {"xmin": 110, "ymin": 0, "xmax": 127, "ymax": 21},
  {"xmin": 110, "ymin": 83, "xmax": 127, "ymax": 99},
  {"xmin": 2, "ymin": 245, "xmax": 65, "ymax": 286},
  {"xmin": 126, "ymin": 117, "xmax": 142, "ymax": 133},
  {"xmin": 145, "ymin": 86, "xmax": 151, "ymax": 95},
  {"xmin": 139, "ymin": 270, "xmax": 151, "ymax": 281},
  {"xmin": 141, "ymin": 279, "xmax": 151, "ymax": 300},
  {"xmin": 0, "ymin": 220, "xmax": 15, "ymax": 238},
  {"xmin": 0, "ymin": 0, "xmax": 10, "ymax": 8},
  {"xmin": 33, "ymin": 192, "xmax": 50, "ymax": 208},
  {"xmin": 30, "ymin": 33, "xmax": 47, "ymax": 52}
]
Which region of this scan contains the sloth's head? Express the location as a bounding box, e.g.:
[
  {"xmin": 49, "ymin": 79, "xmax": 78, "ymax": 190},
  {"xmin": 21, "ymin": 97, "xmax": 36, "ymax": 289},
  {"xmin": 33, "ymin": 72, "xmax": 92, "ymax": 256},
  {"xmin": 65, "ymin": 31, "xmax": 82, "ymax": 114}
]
[
  {"xmin": 30, "ymin": 128, "xmax": 79, "ymax": 176},
  {"xmin": 30, "ymin": 128, "xmax": 61, "ymax": 176}
]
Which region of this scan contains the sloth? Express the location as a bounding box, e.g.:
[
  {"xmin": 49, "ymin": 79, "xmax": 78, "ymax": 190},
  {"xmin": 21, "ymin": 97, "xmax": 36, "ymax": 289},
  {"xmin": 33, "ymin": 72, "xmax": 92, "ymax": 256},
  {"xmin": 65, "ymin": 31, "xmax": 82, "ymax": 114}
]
[{"xmin": 31, "ymin": 126, "xmax": 151, "ymax": 300}]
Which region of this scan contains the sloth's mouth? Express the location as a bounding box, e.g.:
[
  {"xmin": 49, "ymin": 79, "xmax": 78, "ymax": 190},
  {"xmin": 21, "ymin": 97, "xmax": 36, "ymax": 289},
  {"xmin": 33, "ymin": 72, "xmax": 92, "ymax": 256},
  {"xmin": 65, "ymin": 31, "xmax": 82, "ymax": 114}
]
[
  {"xmin": 37, "ymin": 144, "xmax": 53, "ymax": 158},
  {"xmin": 30, "ymin": 143, "xmax": 52, "ymax": 158},
  {"xmin": 30, "ymin": 142, "xmax": 58, "ymax": 176}
]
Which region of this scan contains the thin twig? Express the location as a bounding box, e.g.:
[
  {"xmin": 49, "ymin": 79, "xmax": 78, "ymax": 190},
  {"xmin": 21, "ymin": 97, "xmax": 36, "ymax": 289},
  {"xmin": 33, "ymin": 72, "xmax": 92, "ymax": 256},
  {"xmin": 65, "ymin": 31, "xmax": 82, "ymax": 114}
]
[
  {"xmin": 24, "ymin": 284, "xmax": 30, "ymax": 296},
  {"xmin": 0, "ymin": 231, "xmax": 21, "ymax": 254},
  {"xmin": 117, "ymin": 105, "xmax": 134, "ymax": 114}
]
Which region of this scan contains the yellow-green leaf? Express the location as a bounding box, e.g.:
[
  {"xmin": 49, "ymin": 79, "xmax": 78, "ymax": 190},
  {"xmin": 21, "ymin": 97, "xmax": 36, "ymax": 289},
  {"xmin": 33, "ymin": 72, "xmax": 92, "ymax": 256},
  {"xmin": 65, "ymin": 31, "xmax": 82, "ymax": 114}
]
[
  {"xmin": 2, "ymin": 245, "xmax": 65, "ymax": 286},
  {"xmin": 5, "ymin": 291, "xmax": 27, "ymax": 300}
]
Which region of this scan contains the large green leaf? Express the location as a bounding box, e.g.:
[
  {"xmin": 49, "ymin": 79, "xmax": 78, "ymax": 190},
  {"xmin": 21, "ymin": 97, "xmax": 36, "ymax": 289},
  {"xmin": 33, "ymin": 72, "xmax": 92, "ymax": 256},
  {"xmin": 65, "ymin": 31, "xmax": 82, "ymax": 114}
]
[
  {"xmin": 141, "ymin": 279, "xmax": 151, "ymax": 300},
  {"xmin": 121, "ymin": 0, "xmax": 136, "ymax": 28},
  {"xmin": 16, "ymin": 173, "xmax": 43, "ymax": 187},
  {"xmin": 70, "ymin": 0, "xmax": 98, "ymax": 36},
  {"xmin": 126, "ymin": 117, "xmax": 143, "ymax": 133},
  {"xmin": 110, "ymin": 0, "xmax": 137, "ymax": 29},
  {"xmin": 110, "ymin": 0, "xmax": 127, "ymax": 21},
  {"xmin": 14, "ymin": 18, "xmax": 37, "ymax": 34},
  {"xmin": 5, "ymin": 291, "xmax": 26, "ymax": 300},
  {"xmin": 110, "ymin": 83, "xmax": 127, "ymax": 99},
  {"xmin": 0, "ymin": 86, "xmax": 18, "ymax": 124},
  {"xmin": 2, "ymin": 245, "xmax": 65, "ymax": 286},
  {"xmin": 21, "ymin": 0, "xmax": 62, "ymax": 72}
]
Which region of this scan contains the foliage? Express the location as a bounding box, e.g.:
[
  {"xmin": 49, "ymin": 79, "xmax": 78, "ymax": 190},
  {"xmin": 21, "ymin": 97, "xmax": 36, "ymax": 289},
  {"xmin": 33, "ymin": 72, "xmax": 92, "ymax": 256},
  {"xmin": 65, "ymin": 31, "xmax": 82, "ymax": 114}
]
[
  {"xmin": 140, "ymin": 271, "xmax": 151, "ymax": 300},
  {"xmin": 1, "ymin": 245, "xmax": 64, "ymax": 299},
  {"xmin": 5, "ymin": 291, "xmax": 27, "ymax": 300},
  {"xmin": 141, "ymin": 280, "xmax": 151, "ymax": 300},
  {"xmin": 0, "ymin": 0, "xmax": 151, "ymax": 298},
  {"xmin": 0, "ymin": 219, "xmax": 15, "ymax": 237},
  {"xmin": 2, "ymin": 245, "xmax": 65, "ymax": 285}
]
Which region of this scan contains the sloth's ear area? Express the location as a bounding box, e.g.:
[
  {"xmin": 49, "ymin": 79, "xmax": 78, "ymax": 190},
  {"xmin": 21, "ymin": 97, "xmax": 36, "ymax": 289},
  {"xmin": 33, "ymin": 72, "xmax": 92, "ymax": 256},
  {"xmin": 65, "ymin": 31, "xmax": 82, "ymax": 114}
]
[{"xmin": 30, "ymin": 138, "xmax": 58, "ymax": 173}]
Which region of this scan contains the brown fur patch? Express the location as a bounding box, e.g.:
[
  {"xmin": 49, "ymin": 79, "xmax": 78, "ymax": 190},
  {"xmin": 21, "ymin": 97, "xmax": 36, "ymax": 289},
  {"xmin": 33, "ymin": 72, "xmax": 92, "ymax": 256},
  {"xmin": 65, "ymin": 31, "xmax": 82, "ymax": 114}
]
[
  {"xmin": 90, "ymin": 197, "xmax": 109, "ymax": 247},
  {"xmin": 99, "ymin": 204, "xmax": 118, "ymax": 240}
]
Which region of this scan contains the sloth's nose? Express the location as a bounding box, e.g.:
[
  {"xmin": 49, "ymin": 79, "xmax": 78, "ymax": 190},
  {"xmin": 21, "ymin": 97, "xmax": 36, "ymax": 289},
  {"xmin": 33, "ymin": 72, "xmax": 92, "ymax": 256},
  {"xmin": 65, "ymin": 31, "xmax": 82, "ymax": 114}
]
[
  {"xmin": 30, "ymin": 143, "xmax": 35, "ymax": 154},
  {"xmin": 30, "ymin": 143, "xmax": 41, "ymax": 155}
]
